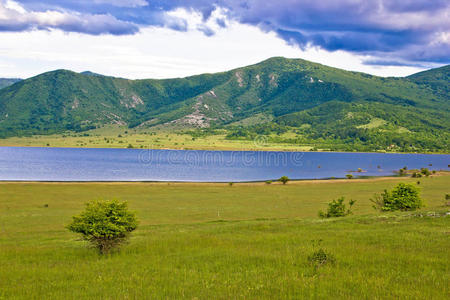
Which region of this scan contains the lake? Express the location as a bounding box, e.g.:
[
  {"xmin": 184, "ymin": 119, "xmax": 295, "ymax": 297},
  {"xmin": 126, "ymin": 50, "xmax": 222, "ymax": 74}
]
[{"xmin": 0, "ymin": 146, "xmax": 448, "ymax": 182}]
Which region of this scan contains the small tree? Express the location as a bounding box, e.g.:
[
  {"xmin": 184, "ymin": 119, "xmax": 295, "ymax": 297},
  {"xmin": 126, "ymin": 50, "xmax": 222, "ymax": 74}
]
[
  {"xmin": 420, "ymin": 168, "xmax": 431, "ymax": 177},
  {"xmin": 346, "ymin": 174, "xmax": 353, "ymax": 179},
  {"xmin": 319, "ymin": 197, "xmax": 356, "ymax": 218},
  {"xmin": 67, "ymin": 200, "xmax": 138, "ymax": 254},
  {"xmin": 371, "ymin": 183, "xmax": 423, "ymax": 211},
  {"xmin": 278, "ymin": 176, "xmax": 290, "ymax": 185}
]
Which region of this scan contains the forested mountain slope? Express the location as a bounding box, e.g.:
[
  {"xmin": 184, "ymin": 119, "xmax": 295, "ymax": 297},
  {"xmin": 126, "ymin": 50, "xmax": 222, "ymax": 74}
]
[{"xmin": 0, "ymin": 57, "xmax": 448, "ymax": 151}]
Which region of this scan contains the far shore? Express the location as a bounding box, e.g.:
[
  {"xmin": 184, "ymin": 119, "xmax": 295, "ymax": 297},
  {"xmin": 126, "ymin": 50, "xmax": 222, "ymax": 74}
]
[{"xmin": 0, "ymin": 143, "xmax": 449, "ymax": 155}]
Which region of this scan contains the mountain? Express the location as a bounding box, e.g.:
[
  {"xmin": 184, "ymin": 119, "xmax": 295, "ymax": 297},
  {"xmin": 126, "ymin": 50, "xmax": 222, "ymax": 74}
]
[
  {"xmin": 0, "ymin": 57, "xmax": 448, "ymax": 151},
  {"xmin": 407, "ymin": 65, "xmax": 450, "ymax": 99},
  {"xmin": 0, "ymin": 78, "xmax": 21, "ymax": 90}
]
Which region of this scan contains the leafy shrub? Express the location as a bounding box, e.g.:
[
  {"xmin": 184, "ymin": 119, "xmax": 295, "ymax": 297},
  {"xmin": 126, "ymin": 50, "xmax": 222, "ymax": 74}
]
[
  {"xmin": 371, "ymin": 183, "xmax": 424, "ymax": 211},
  {"xmin": 67, "ymin": 200, "xmax": 138, "ymax": 254},
  {"xmin": 278, "ymin": 176, "xmax": 290, "ymax": 185},
  {"xmin": 308, "ymin": 248, "xmax": 336, "ymax": 267},
  {"xmin": 445, "ymin": 194, "xmax": 450, "ymax": 206},
  {"xmin": 346, "ymin": 174, "xmax": 353, "ymax": 179},
  {"xmin": 308, "ymin": 240, "xmax": 336, "ymax": 268},
  {"xmin": 412, "ymin": 172, "xmax": 422, "ymax": 178},
  {"xmin": 420, "ymin": 168, "xmax": 431, "ymax": 176},
  {"xmin": 319, "ymin": 197, "xmax": 356, "ymax": 218},
  {"xmin": 265, "ymin": 180, "xmax": 272, "ymax": 184}
]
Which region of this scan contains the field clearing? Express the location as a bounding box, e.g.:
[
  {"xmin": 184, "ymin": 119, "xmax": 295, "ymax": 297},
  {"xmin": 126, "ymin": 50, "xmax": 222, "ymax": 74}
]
[
  {"xmin": 0, "ymin": 175, "xmax": 449, "ymax": 298},
  {"xmin": 1, "ymin": 123, "xmax": 446, "ymax": 153},
  {"xmin": 0, "ymin": 125, "xmax": 314, "ymax": 151}
]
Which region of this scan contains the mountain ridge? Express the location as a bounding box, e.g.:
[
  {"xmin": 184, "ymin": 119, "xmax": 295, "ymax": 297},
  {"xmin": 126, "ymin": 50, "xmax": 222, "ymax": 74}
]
[{"xmin": 0, "ymin": 57, "xmax": 448, "ymax": 152}]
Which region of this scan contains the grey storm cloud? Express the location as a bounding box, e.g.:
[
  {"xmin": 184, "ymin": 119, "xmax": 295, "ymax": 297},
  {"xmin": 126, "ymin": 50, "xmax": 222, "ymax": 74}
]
[{"xmin": 2, "ymin": 0, "xmax": 449, "ymax": 65}]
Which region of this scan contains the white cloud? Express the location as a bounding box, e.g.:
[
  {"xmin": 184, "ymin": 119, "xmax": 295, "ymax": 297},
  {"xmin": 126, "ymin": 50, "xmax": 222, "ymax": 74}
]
[
  {"xmin": 4, "ymin": 0, "xmax": 25, "ymax": 13},
  {"xmin": 0, "ymin": 0, "xmax": 138, "ymax": 34},
  {"xmin": 0, "ymin": 8, "xmax": 429, "ymax": 79}
]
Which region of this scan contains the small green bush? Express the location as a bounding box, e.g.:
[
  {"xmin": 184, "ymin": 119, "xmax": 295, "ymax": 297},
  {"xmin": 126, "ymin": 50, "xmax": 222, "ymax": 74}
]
[
  {"xmin": 278, "ymin": 176, "xmax": 289, "ymax": 185},
  {"xmin": 420, "ymin": 168, "xmax": 431, "ymax": 177},
  {"xmin": 346, "ymin": 174, "xmax": 353, "ymax": 179},
  {"xmin": 308, "ymin": 248, "xmax": 336, "ymax": 267},
  {"xmin": 319, "ymin": 197, "xmax": 356, "ymax": 218},
  {"xmin": 67, "ymin": 199, "xmax": 138, "ymax": 254},
  {"xmin": 307, "ymin": 240, "xmax": 336, "ymax": 268},
  {"xmin": 371, "ymin": 183, "xmax": 424, "ymax": 211},
  {"xmin": 265, "ymin": 180, "xmax": 272, "ymax": 185}
]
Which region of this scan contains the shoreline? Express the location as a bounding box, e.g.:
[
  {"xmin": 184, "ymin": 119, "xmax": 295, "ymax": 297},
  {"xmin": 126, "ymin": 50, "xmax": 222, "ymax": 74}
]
[
  {"xmin": 1, "ymin": 172, "xmax": 448, "ymax": 185},
  {"xmin": 0, "ymin": 144, "xmax": 449, "ymax": 155}
]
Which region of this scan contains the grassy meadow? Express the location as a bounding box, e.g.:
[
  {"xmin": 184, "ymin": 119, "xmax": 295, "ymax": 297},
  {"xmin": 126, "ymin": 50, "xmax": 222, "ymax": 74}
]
[
  {"xmin": 0, "ymin": 125, "xmax": 316, "ymax": 151},
  {"xmin": 1, "ymin": 175, "xmax": 449, "ymax": 299}
]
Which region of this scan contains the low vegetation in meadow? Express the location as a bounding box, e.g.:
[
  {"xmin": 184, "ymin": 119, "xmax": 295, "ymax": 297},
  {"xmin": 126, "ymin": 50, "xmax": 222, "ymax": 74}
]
[
  {"xmin": 371, "ymin": 183, "xmax": 424, "ymax": 211},
  {"xmin": 0, "ymin": 175, "xmax": 449, "ymax": 298},
  {"xmin": 318, "ymin": 197, "xmax": 356, "ymax": 218}
]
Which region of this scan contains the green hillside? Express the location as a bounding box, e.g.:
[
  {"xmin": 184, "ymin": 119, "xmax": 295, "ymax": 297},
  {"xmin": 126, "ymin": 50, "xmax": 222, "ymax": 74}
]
[
  {"xmin": 407, "ymin": 65, "xmax": 450, "ymax": 99},
  {"xmin": 0, "ymin": 57, "xmax": 448, "ymax": 152}
]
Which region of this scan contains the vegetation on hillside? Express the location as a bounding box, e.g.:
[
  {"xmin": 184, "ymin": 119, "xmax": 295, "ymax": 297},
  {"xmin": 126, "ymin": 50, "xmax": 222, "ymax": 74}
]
[{"xmin": 0, "ymin": 57, "xmax": 448, "ymax": 152}]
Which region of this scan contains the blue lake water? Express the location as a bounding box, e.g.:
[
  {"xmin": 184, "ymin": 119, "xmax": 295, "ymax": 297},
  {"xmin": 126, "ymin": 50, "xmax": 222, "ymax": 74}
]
[{"xmin": 0, "ymin": 146, "xmax": 448, "ymax": 182}]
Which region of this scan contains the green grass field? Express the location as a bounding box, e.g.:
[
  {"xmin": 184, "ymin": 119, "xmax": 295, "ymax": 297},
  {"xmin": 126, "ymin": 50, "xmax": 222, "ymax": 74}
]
[
  {"xmin": 1, "ymin": 176, "xmax": 449, "ymax": 299},
  {"xmin": 0, "ymin": 125, "xmax": 314, "ymax": 152}
]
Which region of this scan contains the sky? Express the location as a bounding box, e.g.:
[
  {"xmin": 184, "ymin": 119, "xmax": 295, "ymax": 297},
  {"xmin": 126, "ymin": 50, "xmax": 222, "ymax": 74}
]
[{"xmin": 0, "ymin": 0, "xmax": 449, "ymax": 79}]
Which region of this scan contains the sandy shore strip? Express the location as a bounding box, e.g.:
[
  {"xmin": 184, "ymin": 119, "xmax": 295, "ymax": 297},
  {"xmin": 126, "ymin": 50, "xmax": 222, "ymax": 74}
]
[{"xmin": 1, "ymin": 172, "xmax": 448, "ymax": 186}]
